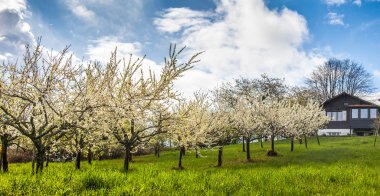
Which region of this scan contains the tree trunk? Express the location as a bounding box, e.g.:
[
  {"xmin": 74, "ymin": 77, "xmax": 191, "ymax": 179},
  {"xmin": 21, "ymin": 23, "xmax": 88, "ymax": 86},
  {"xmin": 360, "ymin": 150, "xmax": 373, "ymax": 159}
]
[
  {"xmin": 195, "ymin": 147, "xmax": 199, "ymax": 158},
  {"xmin": 181, "ymin": 146, "xmax": 186, "ymax": 156},
  {"xmin": 0, "ymin": 145, "xmax": 2, "ymax": 172},
  {"xmin": 129, "ymin": 151, "xmax": 133, "ymax": 162},
  {"xmin": 88, "ymin": 149, "xmax": 92, "ymax": 165},
  {"xmin": 75, "ymin": 151, "xmax": 81, "ymax": 169},
  {"xmin": 217, "ymin": 146, "xmax": 223, "ymax": 167},
  {"xmin": 246, "ymin": 137, "xmax": 251, "ymax": 160},
  {"xmin": 316, "ymin": 132, "xmax": 321, "ymax": 146},
  {"xmin": 124, "ymin": 147, "xmax": 130, "ymax": 171},
  {"xmin": 260, "ymin": 137, "xmax": 263, "ymax": 148},
  {"xmin": 298, "ymin": 138, "xmax": 302, "ymax": 144},
  {"xmin": 290, "ymin": 137, "xmax": 294, "ymax": 152},
  {"xmin": 304, "ymin": 136, "xmax": 308, "ymax": 149},
  {"xmin": 45, "ymin": 155, "xmax": 49, "ymax": 167},
  {"xmin": 35, "ymin": 148, "xmax": 45, "ymax": 174},
  {"xmin": 374, "ymin": 131, "xmax": 378, "ymax": 147},
  {"xmin": 1, "ymin": 137, "xmax": 8, "ymax": 172},
  {"xmin": 154, "ymin": 146, "xmax": 158, "ymax": 156},
  {"xmin": 178, "ymin": 146, "xmax": 184, "ymax": 169},
  {"xmin": 157, "ymin": 146, "xmax": 160, "ymax": 158},
  {"xmin": 242, "ymin": 137, "xmax": 246, "ymax": 152},
  {"xmin": 267, "ymin": 134, "xmax": 278, "ymax": 156},
  {"xmin": 32, "ymin": 148, "xmax": 36, "ymax": 174},
  {"xmin": 45, "ymin": 146, "xmax": 51, "ymax": 168}
]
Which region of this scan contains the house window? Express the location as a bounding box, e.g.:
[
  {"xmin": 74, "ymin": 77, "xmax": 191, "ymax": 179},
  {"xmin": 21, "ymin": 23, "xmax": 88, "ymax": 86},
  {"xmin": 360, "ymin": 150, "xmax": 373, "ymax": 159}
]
[
  {"xmin": 337, "ymin": 112, "xmax": 342, "ymax": 121},
  {"xmin": 326, "ymin": 111, "xmax": 346, "ymax": 121},
  {"xmin": 337, "ymin": 111, "xmax": 346, "ymax": 121},
  {"xmin": 326, "ymin": 112, "xmax": 332, "ymax": 119},
  {"xmin": 342, "ymin": 111, "xmax": 347, "ymax": 121},
  {"xmin": 360, "ymin": 109, "xmax": 368, "ymax": 119},
  {"xmin": 370, "ymin": 109, "xmax": 377, "ymax": 119},
  {"xmin": 352, "ymin": 109, "xmax": 358, "ymax": 119}
]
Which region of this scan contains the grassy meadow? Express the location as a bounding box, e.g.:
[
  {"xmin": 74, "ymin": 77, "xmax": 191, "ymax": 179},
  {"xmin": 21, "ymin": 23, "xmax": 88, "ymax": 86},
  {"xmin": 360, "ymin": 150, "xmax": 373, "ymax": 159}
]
[{"xmin": 1, "ymin": 136, "xmax": 380, "ymax": 195}]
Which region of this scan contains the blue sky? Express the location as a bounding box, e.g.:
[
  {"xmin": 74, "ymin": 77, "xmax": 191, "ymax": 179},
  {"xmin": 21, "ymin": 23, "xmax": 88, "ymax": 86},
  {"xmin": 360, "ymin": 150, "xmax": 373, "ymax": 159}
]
[{"xmin": 1, "ymin": 0, "xmax": 380, "ymax": 96}]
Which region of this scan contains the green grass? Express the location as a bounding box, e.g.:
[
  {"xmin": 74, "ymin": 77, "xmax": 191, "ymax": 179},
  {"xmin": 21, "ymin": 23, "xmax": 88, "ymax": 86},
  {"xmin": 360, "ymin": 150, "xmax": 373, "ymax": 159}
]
[{"xmin": 1, "ymin": 136, "xmax": 380, "ymax": 195}]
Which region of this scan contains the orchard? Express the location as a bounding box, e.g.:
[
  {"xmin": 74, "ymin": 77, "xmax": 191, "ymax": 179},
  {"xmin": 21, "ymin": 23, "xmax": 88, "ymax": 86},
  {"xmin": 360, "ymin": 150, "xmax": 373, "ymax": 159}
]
[{"xmin": 0, "ymin": 43, "xmax": 329, "ymax": 174}]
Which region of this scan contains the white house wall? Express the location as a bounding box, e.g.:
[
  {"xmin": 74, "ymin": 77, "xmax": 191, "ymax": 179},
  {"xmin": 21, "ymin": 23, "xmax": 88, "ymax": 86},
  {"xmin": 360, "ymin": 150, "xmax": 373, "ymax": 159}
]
[{"xmin": 318, "ymin": 129, "xmax": 351, "ymax": 136}]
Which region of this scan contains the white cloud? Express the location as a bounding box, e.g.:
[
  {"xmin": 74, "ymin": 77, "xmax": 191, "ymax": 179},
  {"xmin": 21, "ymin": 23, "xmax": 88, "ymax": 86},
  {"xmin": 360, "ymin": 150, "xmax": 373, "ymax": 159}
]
[
  {"xmin": 325, "ymin": 0, "xmax": 346, "ymax": 6},
  {"xmin": 327, "ymin": 12, "xmax": 345, "ymax": 26},
  {"xmin": 0, "ymin": 0, "xmax": 82, "ymax": 67},
  {"xmin": 154, "ymin": 8, "xmax": 212, "ymax": 33},
  {"xmin": 0, "ymin": 0, "xmax": 35, "ymax": 61},
  {"xmin": 63, "ymin": 0, "xmax": 96, "ymax": 22},
  {"xmin": 313, "ymin": 46, "xmax": 349, "ymax": 59},
  {"xmin": 325, "ymin": 0, "xmax": 364, "ymax": 6},
  {"xmin": 86, "ymin": 36, "xmax": 163, "ymax": 81},
  {"xmin": 175, "ymin": 69, "xmax": 221, "ymax": 97},
  {"xmin": 86, "ymin": 36, "xmax": 141, "ymax": 63},
  {"xmin": 0, "ymin": 53, "xmax": 13, "ymax": 61},
  {"xmin": 61, "ymin": 0, "xmax": 145, "ymax": 37},
  {"xmin": 154, "ymin": 0, "xmax": 326, "ymax": 94},
  {"xmin": 0, "ymin": 0, "xmax": 26, "ymax": 13},
  {"xmin": 353, "ymin": 0, "xmax": 362, "ymax": 6},
  {"xmin": 374, "ymin": 70, "xmax": 380, "ymax": 78}
]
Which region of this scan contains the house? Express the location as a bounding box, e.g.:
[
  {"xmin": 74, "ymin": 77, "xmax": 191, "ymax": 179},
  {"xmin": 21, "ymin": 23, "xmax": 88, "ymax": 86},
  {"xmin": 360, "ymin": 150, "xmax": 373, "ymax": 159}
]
[{"xmin": 319, "ymin": 92, "xmax": 380, "ymax": 136}]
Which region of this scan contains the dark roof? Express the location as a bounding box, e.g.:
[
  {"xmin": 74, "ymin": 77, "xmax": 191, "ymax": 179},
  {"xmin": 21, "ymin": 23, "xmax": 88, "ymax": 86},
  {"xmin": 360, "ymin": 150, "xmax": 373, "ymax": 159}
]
[
  {"xmin": 347, "ymin": 105, "xmax": 375, "ymax": 108},
  {"xmin": 323, "ymin": 92, "xmax": 380, "ymax": 108}
]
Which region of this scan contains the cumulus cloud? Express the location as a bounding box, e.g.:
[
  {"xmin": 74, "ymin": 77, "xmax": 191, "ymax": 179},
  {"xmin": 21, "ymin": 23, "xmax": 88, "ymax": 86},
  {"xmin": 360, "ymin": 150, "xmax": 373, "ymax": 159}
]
[
  {"xmin": 86, "ymin": 36, "xmax": 163, "ymax": 80},
  {"xmin": 86, "ymin": 36, "xmax": 141, "ymax": 63},
  {"xmin": 327, "ymin": 12, "xmax": 345, "ymax": 26},
  {"xmin": 0, "ymin": 0, "xmax": 26, "ymax": 12},
  {"xmin": 154, "ymin": 0, "xmax": 325, "ymax": 95},
  {"xmin": 0, "ymin": 0, "xmax": 35, "ymax": 61}
]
